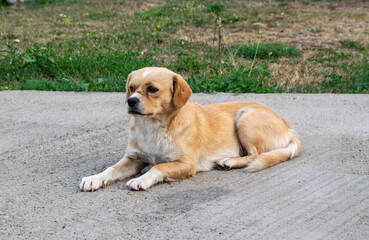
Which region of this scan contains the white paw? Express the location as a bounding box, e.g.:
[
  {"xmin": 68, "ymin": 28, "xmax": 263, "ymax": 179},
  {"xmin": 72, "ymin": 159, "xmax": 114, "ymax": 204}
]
[
  {"xmin": 126, "ymin": 167, "xmax": 163, "ymax": 191},
  {"xmin": 80, "ymin": 175, "xmax": 105, "ymax": 191},
  {"xmin": 80, "ymin": 167, "xmax": 114, "ymax": 192},
  {"xmin": 126, "ymin": 177, "xmax": 150, "ymax": 191},
  {"xmin": 216, "ymin": 158, "xmax": 236, "ymax": 170}
]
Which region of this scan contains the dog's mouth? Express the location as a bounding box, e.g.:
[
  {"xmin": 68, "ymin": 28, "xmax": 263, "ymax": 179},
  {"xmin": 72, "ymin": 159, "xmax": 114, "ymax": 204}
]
[{"xmin": 128, "ymin": 110, "xmax": 153, "ymax": 116}]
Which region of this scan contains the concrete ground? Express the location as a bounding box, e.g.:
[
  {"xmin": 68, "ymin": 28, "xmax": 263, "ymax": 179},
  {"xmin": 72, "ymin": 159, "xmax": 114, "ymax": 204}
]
[{"xmin": 0, "ymin": 91, "xmax": 368, "ymax": 240}]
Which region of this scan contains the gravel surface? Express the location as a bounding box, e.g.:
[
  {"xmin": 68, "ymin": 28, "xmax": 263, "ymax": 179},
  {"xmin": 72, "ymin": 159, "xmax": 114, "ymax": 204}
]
[{"xmin": 1, "ymin": 91, "xmax": 368, "ymax": 240}]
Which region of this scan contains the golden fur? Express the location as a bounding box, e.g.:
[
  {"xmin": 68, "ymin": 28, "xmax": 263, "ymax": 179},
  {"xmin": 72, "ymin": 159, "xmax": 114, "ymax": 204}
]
[{"xmin": 80, "ymin": 67, "xmax": 300, "ymax": 191}]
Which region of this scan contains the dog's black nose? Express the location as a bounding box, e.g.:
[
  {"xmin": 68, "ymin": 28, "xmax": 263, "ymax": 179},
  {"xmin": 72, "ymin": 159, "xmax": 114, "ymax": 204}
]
[{"xmin": 128, "ymin": 97, "xmax": 139, "ymax": 107}]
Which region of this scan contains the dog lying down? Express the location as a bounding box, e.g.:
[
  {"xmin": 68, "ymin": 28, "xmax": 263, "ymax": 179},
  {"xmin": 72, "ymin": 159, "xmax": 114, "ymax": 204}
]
[{"xmin": 80, "ymin": 67, "xmax": 300, "ymax": 191}]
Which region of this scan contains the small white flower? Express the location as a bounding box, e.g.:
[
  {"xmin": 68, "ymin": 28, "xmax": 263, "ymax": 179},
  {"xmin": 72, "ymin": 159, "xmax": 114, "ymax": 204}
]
[{"xmin": 14, "ymin": 39, "xmax": 20, "ymax": 43}]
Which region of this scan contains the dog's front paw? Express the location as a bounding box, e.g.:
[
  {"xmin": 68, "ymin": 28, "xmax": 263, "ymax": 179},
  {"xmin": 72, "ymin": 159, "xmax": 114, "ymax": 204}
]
[
  {"xmin": 126, "ymin": 177, "xmax": 150, "ymax": 191},
  {"xmin": 126, "ymin": 168, "xmax": 163, "ymax": 191},
  {"xmin": 80, "ymin": 167, "xmax": 114, "ymax": 192},
  {"xmin": 80, "ymin": 175, "xmax": 105, "ymax": 192}
]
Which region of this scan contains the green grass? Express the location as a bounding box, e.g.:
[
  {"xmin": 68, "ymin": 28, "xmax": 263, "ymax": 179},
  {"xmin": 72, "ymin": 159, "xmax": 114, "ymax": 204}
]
[
  {"xmin": 311, "ymin": 26, "xmax": 324, "ymax": 33},
  {"xmin": 339, "ymin": 40, "xmax": 364, "ymax": 51},
  {"xmin": 0, "ymin": 0, "xmax": 368, "ymax": 93},
  {"xmin": 319, "ymin": 56, "xmax": 369, "ymax": 93},
  {"xmin": 1, "ymin": 39, "xmax": 154, "ymax": 91},
  {"xmin": 188, "ymin": 65, "xmax": 279, "ymax": 93},
  {"xmin": 24, "ymin": 0, "xmax": 81, "ymax": 8},
  {"xmin": 137, "ymin": 1, "xmax": 212, "ymax": 28},
  {"xmin": 237, "ymin": 43, "xmax": 302, "ymax": 59},
  {"xmin": 296, "ymin": 48, "xmax": 369, "ymax": 93},
  {"xmin": 1, "ymin": 36, "xmax": 280, "ymax": 93}
]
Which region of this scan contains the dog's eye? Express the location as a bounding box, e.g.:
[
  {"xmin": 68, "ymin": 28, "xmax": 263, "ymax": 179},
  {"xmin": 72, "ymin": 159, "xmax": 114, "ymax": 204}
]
[
  {"xmin": 147, "ymin": 86, "xmax": 158, "ymax": 93},
  {"xmin": 129, "ymin": 86, "xmax": 135, "ymax": 92}
]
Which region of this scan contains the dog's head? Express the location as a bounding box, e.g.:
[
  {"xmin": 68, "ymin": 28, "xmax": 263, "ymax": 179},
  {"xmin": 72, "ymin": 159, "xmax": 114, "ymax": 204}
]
[{"xmin": 125, "ymin": 67, "xmax": 192, "ymax": 118}]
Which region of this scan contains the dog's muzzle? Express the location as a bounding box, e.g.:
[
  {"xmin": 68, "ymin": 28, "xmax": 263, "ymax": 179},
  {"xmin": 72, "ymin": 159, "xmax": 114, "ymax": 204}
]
[
  {"xmin": 128, "ymin": 97, "xmax": 139, "ymax": 108},
  {"xmin": 127, "ymin": 96, "xmax": 144, "ymax": 115}
]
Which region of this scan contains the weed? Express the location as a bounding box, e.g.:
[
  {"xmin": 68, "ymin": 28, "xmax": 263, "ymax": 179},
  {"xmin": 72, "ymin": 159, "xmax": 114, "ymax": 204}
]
[
  {"xmin": 319, "ymin": 56, "xmax": 369, "ymax": 93},
  {"xmin": 188, "ymin": 65, "xmax": 278, "ymax": 93},
  {"xmin": 207, "ymin": 1, "xmax": 225, "ymax": 16},
  {"xmin": 237, "ymin": 43, "xmax": 302, "ymax": 59},
  {"xmin": 334, "ymin": 26, "xmax": 344, "ymax": 34},
  {"xmin": 0, "ymin": 40, "xmax": 154, "ymax": 91},
  {"xmin": 25, "ymin": 0, "xmax": 81, "ymax": 8},
  {"xmin": 311, "ymin": 26, "xmax": 324, "ymax": 33},
  {"xmin": 138, "ymin": 1, "xmax": 210, "ymax": 28},
  {"xmin": 221, "ymin": 12, "xmax": 241, "ymax": 24},
  {"xmin": 339, "ymin": 40, "xmax": 364, "ymax": 51}
]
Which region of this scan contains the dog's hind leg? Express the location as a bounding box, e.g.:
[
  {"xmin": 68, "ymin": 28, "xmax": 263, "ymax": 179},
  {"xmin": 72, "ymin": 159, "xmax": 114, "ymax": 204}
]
[
  {"xmin": 221, "ymin": 107, "xmax": 301, "ymax": 172},
  {"xmin": 223, "ymin": 134, "xmax": 300, "ymax": 172},
  {"xmin": 217, "ymin": 106, "xmax": 301, "ymax": 172},
  {"xmin": 216, "ymin": 144, "xmax": 259, "ymax": 170},
  {"xmin": 246, "ymin": 129, "xmax": 300, "ymax": 172}
]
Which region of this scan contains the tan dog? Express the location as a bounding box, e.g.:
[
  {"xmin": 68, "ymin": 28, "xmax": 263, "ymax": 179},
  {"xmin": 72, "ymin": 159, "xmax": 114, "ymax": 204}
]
[{"xmin": 80, "ymin": 67, "xmax": 300, "ymax": 191}]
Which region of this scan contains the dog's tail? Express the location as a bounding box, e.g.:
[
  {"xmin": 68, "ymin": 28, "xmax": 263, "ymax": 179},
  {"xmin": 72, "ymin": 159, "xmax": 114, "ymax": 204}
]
[{"xmin": 246, "ymin": 128, "xmax": 301, "ymax": 172}]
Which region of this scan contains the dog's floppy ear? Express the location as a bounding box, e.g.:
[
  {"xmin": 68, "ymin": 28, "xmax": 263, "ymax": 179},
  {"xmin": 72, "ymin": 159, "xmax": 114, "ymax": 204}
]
[
  {"xmin": 125, "ymin": 72, "xmax": 133, "ymax": 103},
  {"xmin": 172, "ymin": 74, "xmax": 192, "ymax": 109}
]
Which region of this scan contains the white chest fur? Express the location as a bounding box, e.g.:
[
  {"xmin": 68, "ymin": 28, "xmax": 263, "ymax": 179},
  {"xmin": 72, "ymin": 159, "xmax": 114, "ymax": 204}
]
[{"xmin": 127, "ymin": 118, "xmax": 178, "ymax": 165}]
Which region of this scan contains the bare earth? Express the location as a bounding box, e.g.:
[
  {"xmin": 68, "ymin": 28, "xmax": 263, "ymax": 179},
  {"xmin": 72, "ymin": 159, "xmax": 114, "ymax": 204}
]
[{"xmin": 0, "ymin": 91, "xmax": 368, "ymax": 240}]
